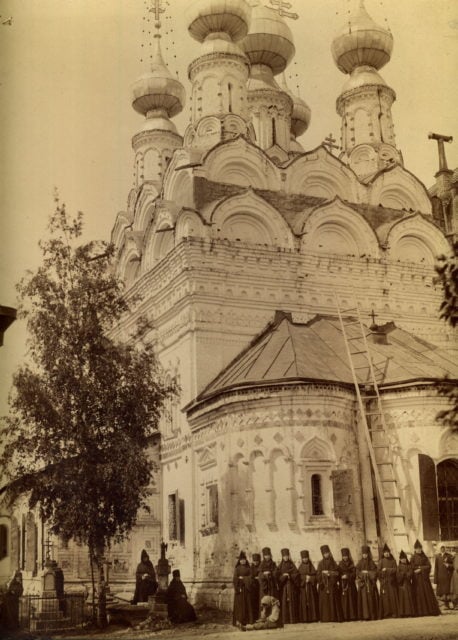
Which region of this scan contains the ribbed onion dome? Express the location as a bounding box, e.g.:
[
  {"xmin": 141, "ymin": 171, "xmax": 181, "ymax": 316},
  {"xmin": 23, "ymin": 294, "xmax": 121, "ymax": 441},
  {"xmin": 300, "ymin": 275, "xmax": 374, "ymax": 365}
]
[
  {"xmin": 280, "ymin": 77, "xmax": 311, "ymax": 137},
  {"xmin": 132, "ymin": 38, "xmax": 186, "ymax": 118},
  {"xmin": 241, "ymin": 4, "xmax": 295, "ymax": 76},
  {"xmin": 290, "ymin": 92, "xmax": 311, "ymax": 137},
  {"xmin": 187, "ymin": 0, "xmax": 251, "ymax": 43},
  {"xmin": 331, "ymin": 0, "xmax": 393, "ymax": 74},
  {"xmin": 342, "ymin": 64, "xmax": 387, "ymax": 93}
]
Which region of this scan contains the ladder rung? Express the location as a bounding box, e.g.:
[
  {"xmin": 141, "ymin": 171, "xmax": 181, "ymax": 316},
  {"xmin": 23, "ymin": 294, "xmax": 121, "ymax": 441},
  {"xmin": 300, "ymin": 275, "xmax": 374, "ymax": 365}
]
[
  {"xmin": 373, "ymin": 444, "xmax": 389, "ymax": 448},
  {"xmin": 341, "ymin": 308, "xmax": 358, "ymax": 314},
  {"xmin": 352, "ymin": 350, "xmax": 367, "ymax": 355},
  {"xmin": 381, "ymin": 479, "xmax": 397, "ymax": 482},
  {"xmin": 347, "ymin": 335, "xmax": 363, "ymax": 340},
  {"xmin": 384, "ymin": 496, "xmax": 401, "ymax": 500},
  {"xmin": 366, "ymin": 411, "xmax": 382, "ymax": 416}
]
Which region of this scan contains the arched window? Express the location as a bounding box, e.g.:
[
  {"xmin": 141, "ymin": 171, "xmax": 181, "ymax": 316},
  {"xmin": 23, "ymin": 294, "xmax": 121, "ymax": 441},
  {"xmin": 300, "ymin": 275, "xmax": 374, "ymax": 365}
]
[
  {"xmin": 0, "ymin": 524, "xmax": 8, "ymax": 560},
  {"xmin": 228, "ymin": 82, "xmax": 233, "ymax": 113},
  {"xmin": 437, "ymin": 459, "xmax": 458, "ymax": 541},
  {"xmin": 311, "ymin": 474, "xmax": 324, "ymax": 515}
]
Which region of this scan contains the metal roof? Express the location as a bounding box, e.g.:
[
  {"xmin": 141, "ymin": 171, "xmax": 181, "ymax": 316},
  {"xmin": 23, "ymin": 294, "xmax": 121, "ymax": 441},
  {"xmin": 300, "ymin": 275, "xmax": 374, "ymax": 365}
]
[{"xmin": 195, "ymin": 313, "xmax": 458, "ymax": 404}]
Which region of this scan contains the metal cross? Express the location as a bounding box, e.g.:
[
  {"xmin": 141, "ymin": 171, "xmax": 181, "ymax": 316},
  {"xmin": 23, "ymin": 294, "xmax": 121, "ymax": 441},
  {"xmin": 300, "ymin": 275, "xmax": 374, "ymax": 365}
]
[
  {"xmin": 44, "ymin": 532, "xmax": 54, "ymax": 560},
  {"xmin": 149, "ymin": 0, "xmax": 165, "ymax": 21},
  {"xmin": 323, "ymin": 133, "xmax": 339, "ymax": 154},
  {"xmin": 268, "ymin": 0, "xmax": 299, "ymax": 20},
  {"xmin": 370, "ymin": 309, "xmax": 378, "ymax": 326}
]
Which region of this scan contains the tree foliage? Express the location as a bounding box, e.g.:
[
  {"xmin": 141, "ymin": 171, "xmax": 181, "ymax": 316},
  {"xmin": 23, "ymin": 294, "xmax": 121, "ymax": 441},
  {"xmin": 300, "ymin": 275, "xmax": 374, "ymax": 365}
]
[
  {"xmin": 435, "ymin": 240, "xmax": 458, "ymax": 431},
  {"xmin": 0, "ymin": 200, "xmax": 176, "ymax": 622}
]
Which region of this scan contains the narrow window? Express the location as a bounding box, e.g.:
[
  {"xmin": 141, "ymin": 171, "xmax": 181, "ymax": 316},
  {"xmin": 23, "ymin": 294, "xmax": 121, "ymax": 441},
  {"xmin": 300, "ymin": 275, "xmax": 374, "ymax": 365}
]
[
  {"xmin": 271, "ymin": 118, "xmax": 277, "ymax": 146},
  {"xmin": 228, "ymin": 83, "xmax": 233, "ymax": 113},
  {"xmin": 311, "ymin": 474, "xmax": 324, "ymax": 515},
  {"xmin": 437, "ymin": 459, "xmax": 458, "ymax": 540},
  {"xmin": 207, "ymin": 483, "xmax": 219, "ymax": 528},
  {"xmin": 179, "ymin": 499, "xmax": 185, "ymax": 545},
  {"xmin": 21, "ymin": 514, "xmax": 26, "ymax": 570},
  {"xmin": 168, "ymin": 493, "xmax": 178, "ymax": 540},
  {"xmin": 0, "ymin": 524, "xmax": 8, "ymax": 560}
]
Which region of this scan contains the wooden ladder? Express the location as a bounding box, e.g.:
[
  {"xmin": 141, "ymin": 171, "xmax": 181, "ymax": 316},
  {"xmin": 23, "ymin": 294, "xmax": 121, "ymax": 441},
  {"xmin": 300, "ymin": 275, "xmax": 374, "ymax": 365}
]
[{"xmin": 336, "ymin": 298, "xmax": 410, "ymax": 553}]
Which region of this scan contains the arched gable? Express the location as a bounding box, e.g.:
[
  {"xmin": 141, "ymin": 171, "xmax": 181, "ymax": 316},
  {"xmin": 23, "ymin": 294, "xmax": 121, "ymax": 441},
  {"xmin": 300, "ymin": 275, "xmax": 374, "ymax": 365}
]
[
  {"xmin": 200, "ymin": 137, "xmax": 281, "ymax": 191},
  {"xmin": 175, "ymin": 209, "xmax": 209, "ymax": 243},
  {"xmin": 117, "ymin": 232, "xmax": 143, "ymax": 286},
  {"xmin": 386, "ymin": 213, "xmax": 450, "ymax": 265},
  {"xmin": 285, "ymin": 146, "xmax": 359, "ymax": 201},
  {"xmin": 132, "ymin": 183, "xmax": 160, "ymax": 233},
  {"xmin": 369, "ymin": 165, "xmax": 432, "ymax": 213},
  {"xmin": 209, "ymin": 190, "xmax": 294, "ymax": 249},
  {"xmin": 300, "ymin": 198, "xmax": 380, "ymax": 258},
  {"xmin": 300, "ymin": 436, "xmax": 335, "ymax": 462},
  {"xmin": 111, "ymin": 211, "xmax": 132, "ymax": 251},
  {"xmin": 142, "ymin": 208, "xmax": 176, "ymax": 271},
  {"xmin": 163, "ymin": 166, "xmax": 195, "ymax": 209}
]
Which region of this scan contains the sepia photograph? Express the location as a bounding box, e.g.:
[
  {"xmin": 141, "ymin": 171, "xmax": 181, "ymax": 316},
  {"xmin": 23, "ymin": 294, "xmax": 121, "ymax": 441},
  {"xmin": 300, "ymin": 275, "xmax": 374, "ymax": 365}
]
[{"xmin": 0, "ymin": 0, "xmax": 457, "ymax": 638}]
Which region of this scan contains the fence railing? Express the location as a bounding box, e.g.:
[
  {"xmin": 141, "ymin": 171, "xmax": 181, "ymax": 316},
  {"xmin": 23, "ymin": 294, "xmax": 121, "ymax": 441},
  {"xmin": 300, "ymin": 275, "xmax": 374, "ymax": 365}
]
[{"xmin": 19, "ymin": 593, "xmax": 88, "ymax": 632}]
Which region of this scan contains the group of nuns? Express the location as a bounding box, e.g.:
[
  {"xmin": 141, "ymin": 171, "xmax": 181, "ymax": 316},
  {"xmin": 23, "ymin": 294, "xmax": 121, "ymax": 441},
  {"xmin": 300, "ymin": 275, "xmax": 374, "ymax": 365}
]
[{"xmin": 232, "ymin": 539, "xmax": 441, "ymax": 628}]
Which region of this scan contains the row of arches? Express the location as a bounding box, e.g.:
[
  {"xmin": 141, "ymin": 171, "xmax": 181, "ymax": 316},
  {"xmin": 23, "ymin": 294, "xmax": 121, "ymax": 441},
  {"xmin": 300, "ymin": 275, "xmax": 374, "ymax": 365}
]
[
  {"xmin": 162, "ymin": 138, "xmax": 432, "ymax": 213},
  {"xmin": 115, "ymin": 194, "xmax": 449, "ymax": 285}
]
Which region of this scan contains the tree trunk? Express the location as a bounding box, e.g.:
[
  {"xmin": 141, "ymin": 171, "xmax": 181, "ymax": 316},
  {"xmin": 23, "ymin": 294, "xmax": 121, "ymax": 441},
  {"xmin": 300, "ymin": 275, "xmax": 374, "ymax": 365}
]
[
  {"xmin": 89, "ymin": 547, "xmax": 96, "ymax": 624},
  {"xmin": 95, "ymin": 546, "xmax": 107, "ymax": 628}
]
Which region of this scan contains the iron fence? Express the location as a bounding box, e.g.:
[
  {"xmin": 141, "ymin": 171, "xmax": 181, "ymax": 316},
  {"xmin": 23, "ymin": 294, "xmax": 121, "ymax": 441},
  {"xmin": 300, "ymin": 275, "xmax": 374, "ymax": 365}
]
[{"xmin": 19, "ymin": 593, "xmax": 88, "ymax": 632}]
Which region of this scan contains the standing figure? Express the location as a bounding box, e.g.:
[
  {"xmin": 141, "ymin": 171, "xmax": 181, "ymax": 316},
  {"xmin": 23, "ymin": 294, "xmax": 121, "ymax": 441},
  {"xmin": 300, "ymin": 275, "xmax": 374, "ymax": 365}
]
[
  {"xmin": 275, "ymin": 548, "xmax": 299, "ymax": 624},
  {"xmin": 297, "ymin": 550, "xmax": 319, "ymax": 623},
  {"xmin": 0, "ymin": 571, "xmax": 23, "ymax": 631},
  {"xmin": 250, "ymin": 553, "xmax": 261, "ymax": 621},
  {"xmin": 411, "ymin": 540, "xmax": 440, "ymax": 616},
  {"xmin": 232, "ymin": 551, "xmax": 253, "ymax": 627},
  {"xmin": 377, "ymin": 543, "xmax": 399, "ymax": 619},
  {"xmin": 434, "ymin": 546, "xmax": 454, "ymax": 609},
  {"xmin": 258, "ymin": 547, "xmax": 278, "ymax": 600},
  {"xmin": 243, "ymin": 595, "xmax": 281, "ymax": 631},
  {"xmin": 451, "ymin": 553, "xmax": 458, "ymax": 609},
  {"xmin": 397, "ymin": 551, "xmax": 415, "ymax": 617},
  {"xmin": 317, "ymin": 545, "xmax": 342, "ymax": 622},
  {"xmin": 165, "ymin": 569, "xmax": 197, "ymax": 623},
  {"xmin": 356, "ymin": 545, "xmax": 379, "ymax": 620},
  {"xmin": 338, "ymin": 547, "xmax": 357, "ymax": 621},
  {"xmin": 132, "ymin": 550, "xmax": 158, "ymax": 604}
]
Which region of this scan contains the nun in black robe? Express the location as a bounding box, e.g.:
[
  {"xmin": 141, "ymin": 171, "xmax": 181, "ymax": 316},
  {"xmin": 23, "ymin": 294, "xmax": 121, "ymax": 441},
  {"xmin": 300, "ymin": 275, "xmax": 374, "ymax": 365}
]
[
  {"xmin": 411, "ymin": 540, "xmax": 440, "ymax": 617},
  {"xmin": 132, "ymin": 550, "xmax": 158, "ymax": 604},
  {"xmin": 258, "ymin": 547, "xmax": 278, "ymax": 600},
  {"xmin": 233, "ymin": 551, "xmax": 254, "ymax": 627},
  {"xmin": 165, "ymin": 570, "xmax": 197, "ymax": 623},
  {"xmin": 250, "ymin": 553, "xmax": 261, "ymax": 621},
  {"xmin": 377, "ymin": 543, "xmax": 399, "ymax": 619},
  {"xmin": 397, "ymin": 551, "xmax": 415, "ymax": 617},
  {"xmin": 297, "ymin": 550, "xmax": 319, "ymax": 623},
  {"xmin": 338, "ymin": 547, "xmax": 357, "ymax": 621},
  {"xmin": 356, "ymin": 545, "xmax": 379, "ymax": 620},
  {"xmin": 317, "ymin": 545, "xmax": 342, "ymax": 622},
  {"xmin": 276, "ymin": 548, "xmax": 299, "ymax": 624}
]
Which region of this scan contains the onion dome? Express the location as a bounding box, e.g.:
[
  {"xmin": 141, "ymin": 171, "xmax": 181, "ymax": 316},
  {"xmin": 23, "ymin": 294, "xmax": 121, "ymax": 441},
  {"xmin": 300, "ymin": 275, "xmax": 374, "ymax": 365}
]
[
  {"xmin": 280, "ymin": 76, "xmax": 311, "ymax": 138},
  {"xmin": 132, "ymin": 37, "xmax": 185, "ymax": 118},
  {"xmin": 289, "ymin": 92, "xmax": 311, "ymax": 137},
  {"xmin": 331, "ymin": 0, "xmax": 393, "ymax": 75},
  {"xmin": 342, "ymin": 64, "xmax": 387, "ymax": 93},
  {"xmin": 187, "ymin": 0, "xmax": 251, "ymax": 43},
  {"xmin": 241, "ymin": 4, "xmax": 295, "ymax": 76}
]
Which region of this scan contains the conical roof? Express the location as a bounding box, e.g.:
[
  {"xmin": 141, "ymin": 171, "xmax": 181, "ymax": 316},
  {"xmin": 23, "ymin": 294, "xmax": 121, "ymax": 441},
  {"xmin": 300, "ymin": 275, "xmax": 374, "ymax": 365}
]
[
  {"xmin": 191, "ymin": 314, "xmax": 458, "ymax": 405},
  {"xmin": 331, "ymin": 0, "xmax": 393, "ymax": 74},
  {"xmin": 131, "ymin": 37, "xmax": 185, "ymax": 118}
]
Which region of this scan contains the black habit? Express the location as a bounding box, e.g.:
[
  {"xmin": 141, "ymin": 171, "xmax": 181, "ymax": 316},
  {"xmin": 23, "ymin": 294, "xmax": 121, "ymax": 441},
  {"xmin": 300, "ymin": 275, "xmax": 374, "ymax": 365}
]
[
  {"xmin": 297, "ymin": 559, "xmax": 319, "ymax": 623},
  {"xmin": 317, "ymin": 556, "xmax": 342, "ymax": 622}
]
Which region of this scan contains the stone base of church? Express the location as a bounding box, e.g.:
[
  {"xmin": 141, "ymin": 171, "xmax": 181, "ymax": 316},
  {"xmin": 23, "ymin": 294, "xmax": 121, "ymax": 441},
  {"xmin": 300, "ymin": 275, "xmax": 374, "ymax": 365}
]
[{"xmin": 188, "ymin": 581, "xmax": 234, "ymax": 612}]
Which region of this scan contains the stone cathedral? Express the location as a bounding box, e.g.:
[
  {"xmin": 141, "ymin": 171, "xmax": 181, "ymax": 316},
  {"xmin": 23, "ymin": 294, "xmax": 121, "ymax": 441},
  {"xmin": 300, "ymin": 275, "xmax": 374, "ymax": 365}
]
[{"xmin": 2, "ymin": 0, "xmax": 457, "ymax": 604}]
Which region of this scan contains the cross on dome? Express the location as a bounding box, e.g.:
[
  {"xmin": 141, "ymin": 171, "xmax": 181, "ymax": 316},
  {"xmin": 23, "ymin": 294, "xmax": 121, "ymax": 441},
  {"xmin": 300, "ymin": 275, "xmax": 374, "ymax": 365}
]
[
  {"xmin": 268, "ymin": 0, "xmax": 298, "ymax": 20},
  {"xmin": 148, "ymin": 0, "xmax": 166, "ymax": 23}
]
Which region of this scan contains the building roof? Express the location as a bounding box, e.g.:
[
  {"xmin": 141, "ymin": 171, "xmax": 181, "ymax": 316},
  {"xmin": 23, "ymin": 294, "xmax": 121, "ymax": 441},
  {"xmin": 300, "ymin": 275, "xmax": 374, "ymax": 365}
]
[{"xmin": 191, "ymin": 312, "xmax": 458, "ymax": 407}]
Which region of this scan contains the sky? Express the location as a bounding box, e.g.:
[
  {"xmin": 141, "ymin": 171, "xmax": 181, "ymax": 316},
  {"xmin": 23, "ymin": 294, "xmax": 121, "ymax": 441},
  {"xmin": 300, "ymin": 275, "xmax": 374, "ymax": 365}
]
[{"xmin": 0, "ymin": 0, "xmax": 457, "ymax": 414}]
